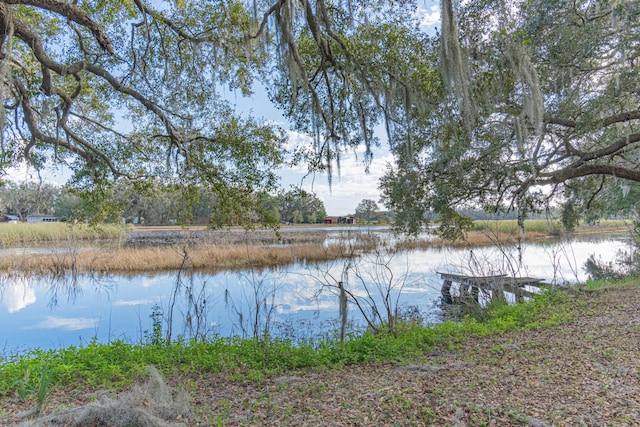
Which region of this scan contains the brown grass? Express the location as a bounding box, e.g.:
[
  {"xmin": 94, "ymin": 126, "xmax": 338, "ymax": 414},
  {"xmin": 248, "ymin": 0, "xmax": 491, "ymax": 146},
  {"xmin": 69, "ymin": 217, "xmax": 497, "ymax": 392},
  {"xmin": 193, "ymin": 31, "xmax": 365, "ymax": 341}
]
[
  {"xmin": 393, "ymin": 222, "xmax": 628, "ymax": 252},
  {"xmin": 392, "ymin": 230, "xmax": 549, "ymax": 252},
  {"xmin": 0, "ymin": 223, "xmax": 626, "ymax": 276},
  {"xmin": 0, "ymin": 239, "xmax": 378, "ymax": 276}
]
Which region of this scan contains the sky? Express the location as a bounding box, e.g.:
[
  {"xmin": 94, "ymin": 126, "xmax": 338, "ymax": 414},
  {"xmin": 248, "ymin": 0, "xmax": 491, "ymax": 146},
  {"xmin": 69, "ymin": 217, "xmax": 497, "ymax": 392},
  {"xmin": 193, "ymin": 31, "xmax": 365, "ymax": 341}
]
[
  {"xmin": 228, "ymin": 2, "xmax": 441, "ymax": 215},
  {"xmin": 5, "ymin": 2, "xmax": 441, "ymax": 216},
  {"xmin": 228, "ymin": 82, "xmax": 397, "ymax": 215}
]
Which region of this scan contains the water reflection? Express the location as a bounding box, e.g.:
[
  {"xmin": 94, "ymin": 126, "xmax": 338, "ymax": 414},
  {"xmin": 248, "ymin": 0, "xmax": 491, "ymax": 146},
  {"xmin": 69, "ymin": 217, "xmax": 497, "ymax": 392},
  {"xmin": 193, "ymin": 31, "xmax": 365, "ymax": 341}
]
[
  {"xmin": 32, "ymin": 315, "xmax": 98, "ymax": 331},
  {"xmin": 0, "ymin": 233, "xmax": 631, "ymax": 354},
  {"xmin": 0, "ymin": 275, "xmax": 36, "ymax": 313}
]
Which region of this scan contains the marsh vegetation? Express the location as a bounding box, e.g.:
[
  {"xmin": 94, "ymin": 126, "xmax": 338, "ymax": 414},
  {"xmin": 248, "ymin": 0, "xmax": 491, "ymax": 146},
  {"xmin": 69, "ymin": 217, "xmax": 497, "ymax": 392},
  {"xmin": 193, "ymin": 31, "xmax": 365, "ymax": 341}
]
[
  {"xmin": 0, "ymin": 219, "xmax": 636, "ymax": 425},
  {"xmin": 0, "ymin": 220, "xmax": 628, "ymax": 275},
  {"xmin": 0, "ymin": 220, "xmax": 631, "ymax": 351}
]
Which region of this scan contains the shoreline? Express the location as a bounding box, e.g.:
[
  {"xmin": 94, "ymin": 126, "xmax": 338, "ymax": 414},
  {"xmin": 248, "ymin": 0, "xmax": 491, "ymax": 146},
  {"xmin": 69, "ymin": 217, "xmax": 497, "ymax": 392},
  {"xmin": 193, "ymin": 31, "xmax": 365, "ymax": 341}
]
[
  {"xmin": 2, "ymin": 280, "xmax": 639, "ymax": 425},
  {"xmin": 0, "ymin": 224, "xmax": 629, "ymax": 276}
]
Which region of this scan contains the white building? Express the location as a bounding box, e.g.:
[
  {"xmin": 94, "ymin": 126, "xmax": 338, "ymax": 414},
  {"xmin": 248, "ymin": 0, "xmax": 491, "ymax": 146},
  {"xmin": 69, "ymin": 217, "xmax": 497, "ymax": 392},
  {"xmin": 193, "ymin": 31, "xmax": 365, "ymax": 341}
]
[{"xmin": 26, "ymin": 214, "xmax": 59, "ymax": 223}]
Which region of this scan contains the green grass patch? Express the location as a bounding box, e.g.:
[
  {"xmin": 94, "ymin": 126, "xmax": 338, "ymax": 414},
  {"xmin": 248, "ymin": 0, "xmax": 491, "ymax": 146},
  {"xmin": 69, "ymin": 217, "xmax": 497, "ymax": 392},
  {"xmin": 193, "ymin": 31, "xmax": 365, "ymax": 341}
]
[
  {"xmin": 472, "ymin": 218, "xmax": 630, "ymax": 236},
  {"xmin": 0, "ymin": 223, "xmax": 127, "ymax": 244},
  {"xmin": 472, "ymin": 219, "xmax": 562, "ymax": 235},
  {"xmin": 582, "ymin": 275, "xmax": 640, "ymax": 290},
  {"xmin": 593, "ymin": 219, "xmax": 630, "ymax": 228}
]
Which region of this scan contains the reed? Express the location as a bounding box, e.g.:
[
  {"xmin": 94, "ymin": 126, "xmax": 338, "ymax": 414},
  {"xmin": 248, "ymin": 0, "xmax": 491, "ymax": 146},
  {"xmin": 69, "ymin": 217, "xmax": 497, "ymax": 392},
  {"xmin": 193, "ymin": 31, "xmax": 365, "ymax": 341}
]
[
  {"xmin": 472, "ymin": 219, "xmax": 562, "ymax": 234},
  {"xmin": 392, "ymin": 230, "xmax": 547, "ymax": 252},
  {"xmin": 0, "ymin": 238, "xmax": 379, "ymax": 275},
  {"xmin": 0, "ymin": 223, "xmax": 127, "ymax": 245},
  {"xmin": 472, "ymin": 219, "xmax": 629, "ymax": 235},
  {"xmin": 392, "ymin": 219, "xmax": 629, "ymax": 252}
]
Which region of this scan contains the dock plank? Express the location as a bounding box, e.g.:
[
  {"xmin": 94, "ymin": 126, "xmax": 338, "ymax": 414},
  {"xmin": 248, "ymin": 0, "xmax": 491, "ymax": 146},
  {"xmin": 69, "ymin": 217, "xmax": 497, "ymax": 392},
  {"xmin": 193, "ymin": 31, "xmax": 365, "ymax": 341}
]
[{"xmin": 437, "ymin": 272, "xmax": 543, "ymax": 302}]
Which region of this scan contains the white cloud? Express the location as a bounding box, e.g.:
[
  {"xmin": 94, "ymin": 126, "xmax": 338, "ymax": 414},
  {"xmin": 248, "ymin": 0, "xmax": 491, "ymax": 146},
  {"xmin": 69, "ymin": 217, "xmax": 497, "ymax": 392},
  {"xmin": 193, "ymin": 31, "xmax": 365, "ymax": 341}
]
[
  {"xmin": 417, "ymin": 4, "xmax": 441, "ymax": 34},
  {"xmin": 113, "ymin": 298, "xmax": 155, "ymax": 307},
  {"xmin": 140, "ymin": 275, "xmax": 168, "ymax": 288},
  {"xmin": 33, "ymin": 315, "xmax": 98, "ymax": 331},
  {"xmin": 281, "ymin": 130, "xmax": 395, "ymax": 214},
  {"xmin": 4, "ymin": 160, "xmax": 69, "ymax": 186}
]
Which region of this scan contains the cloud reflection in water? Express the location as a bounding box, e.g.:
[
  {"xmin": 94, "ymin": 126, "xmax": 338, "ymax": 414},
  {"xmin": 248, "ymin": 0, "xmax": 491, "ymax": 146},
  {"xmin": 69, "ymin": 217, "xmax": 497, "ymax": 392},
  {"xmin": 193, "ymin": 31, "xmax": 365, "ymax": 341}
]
[
  {"xmin": 32, "ymin": 315, "xmax": 98, "ymax": 331},
  {"xmin": 0, "ymin": 275, "xmax": 37, "ymax": 313}
]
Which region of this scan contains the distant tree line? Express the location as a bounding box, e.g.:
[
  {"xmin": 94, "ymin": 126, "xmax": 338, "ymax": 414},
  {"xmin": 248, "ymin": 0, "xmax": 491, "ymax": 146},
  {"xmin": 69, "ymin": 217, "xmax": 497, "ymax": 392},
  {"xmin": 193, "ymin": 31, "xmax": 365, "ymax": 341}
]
[
  {"xmin": 0, "ymin": 181, "xmax": 327, "ymax": 226},
  {"xmin": 353, "ymin": 199, "xmax": 393, "ymax": 225}
]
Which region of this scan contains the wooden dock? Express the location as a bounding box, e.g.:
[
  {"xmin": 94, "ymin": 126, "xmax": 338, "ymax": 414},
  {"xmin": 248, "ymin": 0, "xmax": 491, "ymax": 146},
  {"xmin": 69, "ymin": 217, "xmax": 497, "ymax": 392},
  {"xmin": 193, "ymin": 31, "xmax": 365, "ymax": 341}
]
[{"xmin": 438, "ymin": 272, "xmax": 544, "ymax": 304}]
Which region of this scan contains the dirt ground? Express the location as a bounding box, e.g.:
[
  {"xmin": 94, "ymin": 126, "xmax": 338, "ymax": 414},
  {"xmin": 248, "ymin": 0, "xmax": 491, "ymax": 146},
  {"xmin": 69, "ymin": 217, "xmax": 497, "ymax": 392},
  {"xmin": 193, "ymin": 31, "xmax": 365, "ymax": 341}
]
[{"xmin": 3, "ymin": 284, "xmax": 640, "ymax": 426}]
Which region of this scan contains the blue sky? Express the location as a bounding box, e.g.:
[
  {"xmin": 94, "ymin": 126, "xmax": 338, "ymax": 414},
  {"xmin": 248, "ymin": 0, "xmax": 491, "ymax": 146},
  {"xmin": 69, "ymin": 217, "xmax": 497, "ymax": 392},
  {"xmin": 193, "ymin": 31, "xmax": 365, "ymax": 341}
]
[
  {"xmin": 229, "ymin": 2, "xmax": 441, "ymax": 215},
  {"xmin": 229, "ymin": 82, "xmax": 396, "ymax": 215},
  {"xmin": 6, "ymin": 2, "xmax": 441, "ymax": 216}
]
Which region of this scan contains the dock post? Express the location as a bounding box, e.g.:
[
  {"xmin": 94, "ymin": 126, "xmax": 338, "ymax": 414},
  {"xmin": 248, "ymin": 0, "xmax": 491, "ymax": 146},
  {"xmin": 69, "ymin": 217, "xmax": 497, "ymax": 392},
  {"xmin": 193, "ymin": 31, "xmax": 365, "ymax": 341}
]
[
  {"xmin": 441, "ymin": 279, "xmax": 453, "ymax": 304},
  {"xmin": 491, "ymin": 282, "xmax": 507, "ymax": 304},
  {"xmin": 471, "ymin": 286, "xmax": 479, "ymax": 303}
]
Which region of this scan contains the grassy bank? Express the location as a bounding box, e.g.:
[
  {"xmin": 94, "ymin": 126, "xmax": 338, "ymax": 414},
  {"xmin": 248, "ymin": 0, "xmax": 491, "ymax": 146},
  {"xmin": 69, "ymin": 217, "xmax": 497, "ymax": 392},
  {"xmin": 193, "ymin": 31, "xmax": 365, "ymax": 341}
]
[
  {"xmin": 0, "ymin": 230, "xmax": 381, "ymax": 274},
  {"xmin": 394, "ymin": 219, "xmax": 628, "ymax": 252},
  {"xmin": 472, "ymin": 218, "xmax": 629, "ymax": 235},
  {"xmin": 0, "ymin": 242, "xmax": 368, "ymax": 275},
  {"xmin": 0, "ymin": 223, "xmax": 127, "ymax": 245},
  {"xmin": 2, "ymin": 277, "xmax": 638, "ymax": 425},
  {"xmin": 0, "ymin": 219, "xmax": 628, "ymax": 247},
  {"xmin": 0, "ymin": 282, "xmax": 587, "ymax": 401}
]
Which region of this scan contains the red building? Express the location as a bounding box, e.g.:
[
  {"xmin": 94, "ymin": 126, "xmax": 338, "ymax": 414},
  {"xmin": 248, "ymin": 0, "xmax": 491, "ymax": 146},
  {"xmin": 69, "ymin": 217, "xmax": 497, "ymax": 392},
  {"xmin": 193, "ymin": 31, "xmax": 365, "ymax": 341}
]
[{"xmin": 324, "ymin": 216, "xmax": 356, "ymax": 224}]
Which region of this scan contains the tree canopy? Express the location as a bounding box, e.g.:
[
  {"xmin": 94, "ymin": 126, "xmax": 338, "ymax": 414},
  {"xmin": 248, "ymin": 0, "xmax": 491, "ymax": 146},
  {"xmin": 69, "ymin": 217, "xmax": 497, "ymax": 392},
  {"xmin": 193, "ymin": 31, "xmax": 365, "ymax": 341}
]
[
  {"xmin": 0, "ymin": 0, "xmax": 428, "ymax": 223},
  {"xmin": 0, "ymin": 0, "xmax": 352, "ymax": 220},
  {"xmin": 2, "ymin": 1, "xmax": 638, "ymax": 231},
  {"xmin": 380, "ymin": 0, "xmax": 640, "ymax": 235},
  {"xmin": 355, "ymin": 198, "xmax": 379, "ymax": 223},
  {"xmin": 0, "ymin": 0, "xmax": 293, "ymax": 222},
  {"xmin": 0, "ymin": 179, "xmax": 59, "ymax": 220}
]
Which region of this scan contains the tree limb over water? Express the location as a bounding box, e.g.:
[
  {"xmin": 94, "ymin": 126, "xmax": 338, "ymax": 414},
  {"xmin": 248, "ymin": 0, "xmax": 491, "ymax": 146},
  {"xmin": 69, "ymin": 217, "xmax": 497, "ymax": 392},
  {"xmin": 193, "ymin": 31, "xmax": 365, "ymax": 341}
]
[
  {"xmin": 380, "ymin": 0, "xmax": 640, "ymax": 235},
  {"xmin": 2, "ymin": 0, "xmax": 639, "ymax": 232}
]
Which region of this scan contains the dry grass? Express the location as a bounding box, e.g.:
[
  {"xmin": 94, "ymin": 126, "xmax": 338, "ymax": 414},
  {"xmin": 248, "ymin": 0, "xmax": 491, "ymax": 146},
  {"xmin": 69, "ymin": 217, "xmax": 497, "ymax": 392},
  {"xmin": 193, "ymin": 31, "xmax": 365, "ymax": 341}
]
[
  {"xmin": 393, "ymin": 230, "xmax": 549, "ymax": 252},
  {"xmin": 472, "ymin": 218, "xmax": 630, "ymax": 235},
  {"xmin": 394, "ymin": 220, "xmax": 629, "ymax": 252},
  {"xmin": 0, "ymin": 223, "xmax": 127, "ymax": 245},
  {"xmin": 0, "ymin": 221, "xmax": 628, "ymax": 276},
  {"xmin": 0, "ymin": 239, "xmax": 378, "ymax": 275}
]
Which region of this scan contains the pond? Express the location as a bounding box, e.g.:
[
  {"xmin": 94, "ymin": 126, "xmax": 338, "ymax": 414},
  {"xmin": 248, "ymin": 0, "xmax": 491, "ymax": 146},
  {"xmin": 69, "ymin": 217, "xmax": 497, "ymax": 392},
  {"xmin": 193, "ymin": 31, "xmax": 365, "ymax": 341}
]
[{"xmin": 0, "ymin": 233, "xmax": 631, "ymax": 355}]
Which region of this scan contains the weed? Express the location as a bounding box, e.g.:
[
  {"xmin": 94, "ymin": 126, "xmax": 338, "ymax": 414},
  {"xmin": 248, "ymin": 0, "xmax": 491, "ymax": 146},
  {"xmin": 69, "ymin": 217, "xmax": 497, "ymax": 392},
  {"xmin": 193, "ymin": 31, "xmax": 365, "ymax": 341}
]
[
  {"xmin": 14, "ymin": 369, "xmax": 33, "ymax": 399},
  {"xmin": 602, "ymin": 348, "xmax": 615, "ymax": 359},
  {"xmin": 146, "ymin": 304, "xmax": 164, "ymax": 345},
  {"xmin": 422, "ymin": 406, "xmax": 437, "ymax": 422},
  {"xmin": 35, "ymin": 362, "xmax": 52, "ymax": 416}
]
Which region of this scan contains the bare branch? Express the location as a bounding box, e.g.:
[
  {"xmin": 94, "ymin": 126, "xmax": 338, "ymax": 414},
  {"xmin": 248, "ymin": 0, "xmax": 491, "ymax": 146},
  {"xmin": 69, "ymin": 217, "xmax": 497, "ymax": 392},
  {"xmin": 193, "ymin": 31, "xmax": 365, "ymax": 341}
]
[{"xmin": 4, "ymin": 0, "xmax": 113, "ymax": 54}]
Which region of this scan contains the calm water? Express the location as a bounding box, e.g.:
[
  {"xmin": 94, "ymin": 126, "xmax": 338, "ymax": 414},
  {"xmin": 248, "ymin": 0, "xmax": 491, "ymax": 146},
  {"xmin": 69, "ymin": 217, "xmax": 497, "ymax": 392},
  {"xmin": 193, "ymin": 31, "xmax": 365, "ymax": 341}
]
[{"xmin": 0, "ymin": 233, "xmax": 630, "ymax": 355}]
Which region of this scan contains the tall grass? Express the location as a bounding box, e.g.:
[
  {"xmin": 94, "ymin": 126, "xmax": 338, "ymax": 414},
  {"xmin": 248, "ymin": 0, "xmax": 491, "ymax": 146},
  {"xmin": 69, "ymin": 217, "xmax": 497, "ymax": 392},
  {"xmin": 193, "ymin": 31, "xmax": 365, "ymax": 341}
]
[
  {"xmin": 472, "ymin": 219, "xmax": 629, "ymax": 235},
  {"xmin": 393, "ymin": 219, "xmax": 629, "ymax": 252},
  {"xmin": 472, "ymin": 219, "xmax": 562, "ymax": 234},
  {"xmin": 0, "ymin": 221, "xmax": 627, "ymax": 275},
  {"xmin": 0, "ymin": 223, "xmax": 127, "ymax": 245},
  {"xmin": 0, "ymin": 239, "xmax": 380, "ymax": 275}
]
